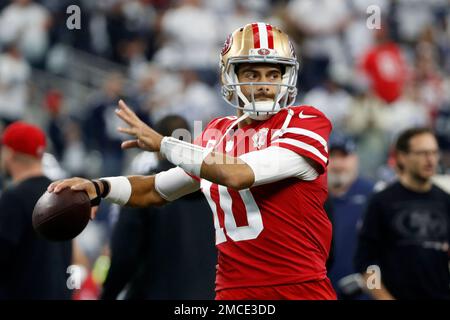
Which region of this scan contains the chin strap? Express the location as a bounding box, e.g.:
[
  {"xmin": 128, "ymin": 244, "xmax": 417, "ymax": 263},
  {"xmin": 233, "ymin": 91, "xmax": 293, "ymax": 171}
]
[
  {"xmin": 212, "ymin": 106, "xmax": 294, "ymax": 153},
  {"xmin": 271, "ymin": 108, "xmax": 294, "ymax": 141}
]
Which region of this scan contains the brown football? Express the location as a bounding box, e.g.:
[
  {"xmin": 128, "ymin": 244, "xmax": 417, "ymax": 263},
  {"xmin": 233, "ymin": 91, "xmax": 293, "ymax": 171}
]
[{"xmin": 32, "ymin": 188, "xmax": 91, "ymax": 241}]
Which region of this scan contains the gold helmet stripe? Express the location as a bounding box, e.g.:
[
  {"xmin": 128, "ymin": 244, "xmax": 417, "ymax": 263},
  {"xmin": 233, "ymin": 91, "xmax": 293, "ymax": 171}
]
[
  {"xmin": 266, "ymin": 23, "xmax": 274, "ymax": 48},
  {"xmin": 251, "ymin": 23, "xmax": 260, "ymax": 48}
]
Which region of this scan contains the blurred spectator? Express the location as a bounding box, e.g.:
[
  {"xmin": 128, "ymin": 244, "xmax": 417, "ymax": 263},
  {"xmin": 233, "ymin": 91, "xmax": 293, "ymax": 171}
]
[
  {"xmin": 358, "ymin": 23, "xmax": 408, "ymax": 104},
  {"xmin": 44, "ymin": 0, "xmax": 91, "ymax": 52},
  {"xmin": 373, "ymin": 147, "xmax": 400, "ymax": 192},
  {"xmin": 61, "ymin": 119, "xmax": 88, "ymax": 176},
  {"xmin": 344, "ymin": 89, "xmax": 390, "ymax": 178},
  {"xmin": 344, "ymin": 0, "xmax": 390, "ymax": 63},
  {"xmin": 123, "ymin": 36, "xmax": 151, "ymax": 80},
  {"xmin": 285, "ymin": 0, "xmax": 351, "ymax": 91},
  {"xmin": 151, "ymin": 68, "xmax": 222, "ymax": 126},
  {"xmin": 355, "ymin": 127, "xmax": 450, "ymax": 299},
  {"xmin": 0, "ymin": 0, "xmax": 51, "ymax": 65},
  {"xmin": 394, "ymin": 0, "xmax": 445, "ymax": 44},
  {"xmin": 100, "ymin": 1, "xmax": 131, "ymax": 63},
  {"xmin": 45, "ymin": 89, "xmax": 65, "ymax": 159},
  {"xmin": 120, "ymin": 0, "xmax": 157, "ymax": 37},
  {"xmin": 128, "ymin": 62, "xmax": 160, "ymax": 122},
  {"xmin": 100, "ymin": 0, "xmax": 157, "ymax": 63},
  {"xmin": 434, "ymin": 101, "xmax": 450, "ymax": 172},
  {"xmin": 0, "ymin": 42, "xmax": 30, "ymax": 126},
  {"xmin": 413, "ymin": 28, "xmax": 446, "ymax": 115},
  {"xmin": 45, "ymin": 90, "xmax": 90, "ymax": 177},
  {"xmin": 221, "ymin": 0, "xmax": 262, "ymax": 35},
  {"xmin": 0, "ymin": 121, "xmax": 72, "ymax": 299},
  {"xmin": 302, "ymin": 74, "xmax": 353, "ymax": 130},
  {"xmin": 101, "ymin": 115, "xmax": 216, "ymax": 300},
  {"xmin": 383, "ymin": 82, "xmax": 431, "ymax": 140},
  {"xmin": 42, "ymin": 152, "xmax": 68, "ymax": 181},
  {"xmin": 154, "ymin": 0, "xmax": 221, "ymax": 84},
  {"xmin": 326, "ymin": 132, "xmax": 375, "ymax": 300},
  {"xmin": 83, "ymin": 72, "xmax": 141, "ymax": 177}
]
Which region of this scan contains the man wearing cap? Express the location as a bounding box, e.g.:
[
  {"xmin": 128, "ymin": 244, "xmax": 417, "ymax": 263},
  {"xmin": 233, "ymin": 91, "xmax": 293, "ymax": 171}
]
[
  {"xmin": 0, "ymin": 121, "xmax": 72, "ymax": 299},
  {"xmin": 326, "ymin": 132, "xmax": 375, "ymax": 299}
]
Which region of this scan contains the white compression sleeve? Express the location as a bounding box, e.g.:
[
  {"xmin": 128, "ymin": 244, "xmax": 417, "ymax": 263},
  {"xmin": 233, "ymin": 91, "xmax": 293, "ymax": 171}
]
[
  {"xmin": 154, "ymin": 166, "xmax": 200, "ymax": 202},
  {"xmin": 239, "ymin": 146, "xmax": 319, "ymax": 187},
  {"xmin": 159, "ymin": 137, "xmax": 210, "ymax": 177}
]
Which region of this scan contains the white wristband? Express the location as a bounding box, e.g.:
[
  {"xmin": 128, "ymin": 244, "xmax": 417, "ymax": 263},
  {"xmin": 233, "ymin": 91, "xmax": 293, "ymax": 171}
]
[
  {"xmin": 101, "ymin": 176, "xmax": 132, "ymax": 206},
  {"xmin": 159, "ymin": 136, "xmax": 210, "ymax": 177}
]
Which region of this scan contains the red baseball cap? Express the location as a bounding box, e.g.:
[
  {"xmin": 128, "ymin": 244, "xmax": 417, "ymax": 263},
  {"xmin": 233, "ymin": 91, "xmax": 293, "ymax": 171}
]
[{"xmin": 1, "ymin": 121, "xmax": 47, "ymax": 158}]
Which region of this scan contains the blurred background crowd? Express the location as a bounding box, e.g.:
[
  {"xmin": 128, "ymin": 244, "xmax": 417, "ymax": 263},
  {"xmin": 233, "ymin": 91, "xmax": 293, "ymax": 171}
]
[{"xmin": 0, "ymin": 0, "xmax": 449, "ymax": 299}]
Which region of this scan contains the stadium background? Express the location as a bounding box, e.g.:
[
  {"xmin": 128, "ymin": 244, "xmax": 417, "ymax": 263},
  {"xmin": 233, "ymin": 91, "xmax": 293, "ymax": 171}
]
[{"xmin": 0, "ymin": 0, "xmax": 448, "ymax": 299}]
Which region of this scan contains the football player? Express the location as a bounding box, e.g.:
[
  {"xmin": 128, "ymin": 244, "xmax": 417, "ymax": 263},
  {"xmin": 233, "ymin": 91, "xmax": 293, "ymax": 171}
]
[{"xmin": 49, "ymin": 23, "xmax": 335, "ymax": 300}]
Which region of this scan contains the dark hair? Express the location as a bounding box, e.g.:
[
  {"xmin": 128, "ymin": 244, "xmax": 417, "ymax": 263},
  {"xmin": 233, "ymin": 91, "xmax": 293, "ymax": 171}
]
[
  {"xmin": 394, "ymin": 127, "xmax": 436, "ymax": 172},
  {"xmin": 154, "ymin": 115, "xmax": 190, "ymax": 138},
  {"xmin": 394, "ymin": 127, "xmax": 435, "ymax": 153}
]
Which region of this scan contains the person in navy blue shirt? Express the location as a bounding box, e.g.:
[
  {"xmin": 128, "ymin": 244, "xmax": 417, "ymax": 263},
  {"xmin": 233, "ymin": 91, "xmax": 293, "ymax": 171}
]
[
  {"xmin": 327, "ymin": 132, "xmax": 375, "ymax": 299},
  {"xmin": 355, "ymin": 128, "xmax": 450, "ymax": 300}
]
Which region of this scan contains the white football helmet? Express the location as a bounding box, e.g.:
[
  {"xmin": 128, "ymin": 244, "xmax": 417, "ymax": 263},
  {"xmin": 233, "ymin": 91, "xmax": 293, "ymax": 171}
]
[{"xmin": 220, "ymin": 22, "xmax": 299, "ymax": 120}]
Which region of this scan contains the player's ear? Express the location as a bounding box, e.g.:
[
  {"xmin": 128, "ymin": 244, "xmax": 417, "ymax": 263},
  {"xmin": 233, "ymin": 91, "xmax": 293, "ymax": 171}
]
[{"xmin": 235, "ymin": 64, "xmax": 241, "ymax": 76}]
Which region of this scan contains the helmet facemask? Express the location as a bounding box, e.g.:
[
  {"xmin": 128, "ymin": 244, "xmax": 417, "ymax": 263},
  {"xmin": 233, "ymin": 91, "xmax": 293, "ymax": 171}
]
[
  {"xmin": 222, "ymin": 57, "xmax": 298, "ymax": 120},
  {"xmin": 220, "ymin": 23, "xmax": 299, "ymax": 121}
]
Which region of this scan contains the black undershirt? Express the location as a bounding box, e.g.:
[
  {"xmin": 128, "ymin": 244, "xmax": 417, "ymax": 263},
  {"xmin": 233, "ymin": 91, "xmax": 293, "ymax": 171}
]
[
  {"xmin": 0, "ymin": 176, "xmax": 72, "ymax": 299},
  {"xmin": 355, "ymin": 181, "xmax": 450, "ymax": 299}
]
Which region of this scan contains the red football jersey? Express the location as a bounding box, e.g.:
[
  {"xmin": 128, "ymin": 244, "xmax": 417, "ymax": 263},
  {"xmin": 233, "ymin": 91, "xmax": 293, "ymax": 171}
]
[
  {"xmin": 361, "ymin": 42, "xmax": 408, "ymax": 103},
  {"xmin": 195, "ymin": 105, "xmax": 333, "ymax": 291}
]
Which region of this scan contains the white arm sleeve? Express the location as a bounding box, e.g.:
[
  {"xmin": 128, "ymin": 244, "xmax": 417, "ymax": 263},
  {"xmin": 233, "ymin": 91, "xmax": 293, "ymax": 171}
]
[
  {"xmin": 239, "ymin": 146, "xmax": 319, "ymax": 187},
  {"xmin": 154, "ymin": 166, "xmax": 200, "ymax": 202}
]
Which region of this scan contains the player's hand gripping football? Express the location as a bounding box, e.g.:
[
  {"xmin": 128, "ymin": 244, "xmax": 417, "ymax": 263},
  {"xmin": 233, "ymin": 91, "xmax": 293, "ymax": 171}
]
[
  {"xmin": 47, "ymin": 177, "xmax": 99, "ymax": 219},
  {"xmin": 115, "ymin": 100, "xmax": 163, "ymax": 152}
]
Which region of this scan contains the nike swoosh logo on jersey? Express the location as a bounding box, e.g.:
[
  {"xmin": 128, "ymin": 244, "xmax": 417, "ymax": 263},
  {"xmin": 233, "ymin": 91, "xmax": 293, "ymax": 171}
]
[{"xmin": 299, "ymin": 111, "xmax": 317, "ymax": 119}]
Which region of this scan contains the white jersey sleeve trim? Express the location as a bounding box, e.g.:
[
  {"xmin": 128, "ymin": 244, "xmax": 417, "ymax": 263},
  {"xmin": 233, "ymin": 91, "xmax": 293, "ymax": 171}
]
[
  {"xmin": 272, "ymin": 138, "xmax": 328, "ymax": 163},
  {"xmin": 272, "ymin": 127, "xmax": 328, "ymax": 152}
]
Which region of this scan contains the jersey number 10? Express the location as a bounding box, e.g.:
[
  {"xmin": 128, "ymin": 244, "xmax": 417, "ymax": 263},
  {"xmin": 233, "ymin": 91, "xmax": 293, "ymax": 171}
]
[{"xmin": 201, "ymin": 180, "xmax": 264, "ymax": 245}]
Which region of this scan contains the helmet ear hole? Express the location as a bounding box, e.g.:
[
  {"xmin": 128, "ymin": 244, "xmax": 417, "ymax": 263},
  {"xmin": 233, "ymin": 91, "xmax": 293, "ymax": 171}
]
[{"xmin": 234, "ymin": 64, "xmax": 241, "ymax": 77}]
